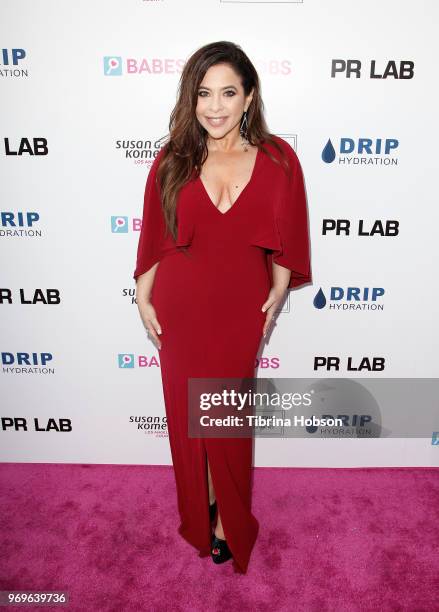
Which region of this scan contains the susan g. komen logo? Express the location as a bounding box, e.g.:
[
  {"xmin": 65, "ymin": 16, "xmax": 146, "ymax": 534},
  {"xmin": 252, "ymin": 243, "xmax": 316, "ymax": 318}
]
[
  {"xmin": 104, "ymin": 56, "xmax": 122, "ymax": 76},
  {"xmin": 119, "ymin": 354, "xmax": 134, "ymax": 368},
  {"xmin": 111, "ymin": 216, "xmax": 128, "ymax": 232}
]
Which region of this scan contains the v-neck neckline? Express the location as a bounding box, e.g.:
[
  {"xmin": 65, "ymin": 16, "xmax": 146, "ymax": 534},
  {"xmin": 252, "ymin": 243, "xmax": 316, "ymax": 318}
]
[{"xmin": 198, "ymin": 146, "xmax": 261, "ymax": 217}]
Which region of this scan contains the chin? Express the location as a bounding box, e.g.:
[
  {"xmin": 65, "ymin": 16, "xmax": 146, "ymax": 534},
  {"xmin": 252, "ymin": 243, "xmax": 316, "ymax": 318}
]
[{"xmin": 206, "ymin": 129, "xmax": 226, "ymax": 139}]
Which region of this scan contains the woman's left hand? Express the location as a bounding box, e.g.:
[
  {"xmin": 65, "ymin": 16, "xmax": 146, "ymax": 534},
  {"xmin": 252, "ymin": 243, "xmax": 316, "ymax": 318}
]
[{"xmin": 261, "ymin": 287, "xmax": 286, "ymax": 337}]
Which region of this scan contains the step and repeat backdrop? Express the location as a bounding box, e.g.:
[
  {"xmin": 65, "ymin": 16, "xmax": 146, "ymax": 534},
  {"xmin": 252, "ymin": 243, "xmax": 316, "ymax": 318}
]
[{"xmin": 2, "ymin": 0, "xmax": 438, "ymax": 467}]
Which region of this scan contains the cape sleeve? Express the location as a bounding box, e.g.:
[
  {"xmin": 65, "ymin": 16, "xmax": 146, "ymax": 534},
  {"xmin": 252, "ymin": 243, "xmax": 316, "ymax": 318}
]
[
  {"xmin": 133, "ymin": 147, "xmax": 169, "ymax": 282},
  {"xmin": 268, "ymin": 142, "xmax": 312, "ymax": 289}
]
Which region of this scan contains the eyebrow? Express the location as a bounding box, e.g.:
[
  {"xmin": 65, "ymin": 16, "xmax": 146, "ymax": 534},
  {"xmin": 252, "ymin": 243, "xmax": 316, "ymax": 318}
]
[{"xmin": 198, "ymin": 85, "xmax": 237, "ymax": 90}]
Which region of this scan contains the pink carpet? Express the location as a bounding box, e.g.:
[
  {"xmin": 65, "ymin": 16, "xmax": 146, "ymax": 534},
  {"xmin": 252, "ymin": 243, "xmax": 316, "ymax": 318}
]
[{"xmin": 1, "ymin": 464, "xmax": 438, "ymax": 611}]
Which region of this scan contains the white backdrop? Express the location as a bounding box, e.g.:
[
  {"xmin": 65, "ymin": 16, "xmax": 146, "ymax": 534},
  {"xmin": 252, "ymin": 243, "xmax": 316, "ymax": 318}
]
[{"xmin": 1, "ymin": 0, "xmax": 438, "ymax": 467}]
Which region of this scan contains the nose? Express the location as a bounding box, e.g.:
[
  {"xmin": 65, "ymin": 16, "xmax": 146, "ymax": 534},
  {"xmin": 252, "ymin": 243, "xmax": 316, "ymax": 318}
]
[{"xmin": 208, "ymin": 93, "xmax": 224, "ymax": 113}]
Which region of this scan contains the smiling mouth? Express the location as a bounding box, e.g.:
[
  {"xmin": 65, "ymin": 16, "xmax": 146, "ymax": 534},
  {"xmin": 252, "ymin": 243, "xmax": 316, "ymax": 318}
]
[{"xmin": 206, "ymin": 116, "xmax": 228, "ymax": 125}]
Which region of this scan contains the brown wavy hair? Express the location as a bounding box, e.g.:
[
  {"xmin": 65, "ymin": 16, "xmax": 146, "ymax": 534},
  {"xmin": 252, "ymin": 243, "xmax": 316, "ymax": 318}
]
[{"xmin": 156, "ymin": 40, "xmax": 290, "ymax": 241}]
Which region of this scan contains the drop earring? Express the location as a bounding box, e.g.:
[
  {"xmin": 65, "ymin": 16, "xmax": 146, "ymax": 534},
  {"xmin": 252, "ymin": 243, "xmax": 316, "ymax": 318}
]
[{"xmin": 240, "ymin": 110, "xmax": 249, "ymax": 152}]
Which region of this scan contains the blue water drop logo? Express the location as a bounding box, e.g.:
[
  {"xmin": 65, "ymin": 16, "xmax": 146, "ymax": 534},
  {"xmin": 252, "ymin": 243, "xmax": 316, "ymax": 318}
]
[
  {"xmin": 313, "ymin": 288, "xmax": 327, "ymax": 309},
  {"xmin": 322, "ymin": 139, "xmax": 336, "ymax": 163}
]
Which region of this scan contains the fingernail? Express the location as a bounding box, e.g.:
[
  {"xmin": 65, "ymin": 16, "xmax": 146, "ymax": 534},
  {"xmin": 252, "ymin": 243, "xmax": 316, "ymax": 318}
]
[{"xmin": 158, "ymin": 329, "xmax": 162, "ymax": 335}]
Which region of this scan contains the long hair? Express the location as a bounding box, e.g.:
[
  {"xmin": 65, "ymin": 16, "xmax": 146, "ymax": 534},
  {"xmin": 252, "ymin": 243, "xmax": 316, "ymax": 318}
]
[{"xmin": 156, "ymin": 40, "xmax": 290, "ymax": 241}]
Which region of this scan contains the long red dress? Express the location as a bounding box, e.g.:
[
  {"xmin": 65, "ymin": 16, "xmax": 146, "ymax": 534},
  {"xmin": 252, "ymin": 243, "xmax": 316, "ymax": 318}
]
[{"xmin": 133, "ymin": 134, "xmax": 312, "ymax": 574}]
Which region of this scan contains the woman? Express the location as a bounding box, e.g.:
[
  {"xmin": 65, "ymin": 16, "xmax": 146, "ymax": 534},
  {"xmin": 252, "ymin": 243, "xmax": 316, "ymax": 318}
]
[{"xmin": 133, "ymin": 41, "xmax": 312, "ymax": 574}]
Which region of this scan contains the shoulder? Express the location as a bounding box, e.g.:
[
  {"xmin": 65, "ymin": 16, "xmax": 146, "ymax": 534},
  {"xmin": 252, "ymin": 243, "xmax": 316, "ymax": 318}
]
[
  {"xmin": 146, "ymin": 143, "xmax": 168, "ymax": 184},
  {"xmin": 260, "ymin": 134, "xmax": 301, "ymax": 176},
  {"xmin": 270, "ymin": 135, "xmax": 300, "ymax": 165},
  {"xmin": 151, "ymin": 142, "xmax": 168, "ymax": 167}
]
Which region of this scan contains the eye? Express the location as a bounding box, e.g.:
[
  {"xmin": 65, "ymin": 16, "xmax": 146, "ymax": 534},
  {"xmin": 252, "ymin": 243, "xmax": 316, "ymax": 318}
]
[{"xmin": 197, "ymin": 90, "xmax": 236, "ymax": 97}]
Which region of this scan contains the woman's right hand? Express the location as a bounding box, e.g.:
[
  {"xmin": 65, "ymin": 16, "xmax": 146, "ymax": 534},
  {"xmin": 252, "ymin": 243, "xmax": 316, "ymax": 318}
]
[{"xmin": 139, "ymin": 300, "xmax": 162, "ymax": 350}]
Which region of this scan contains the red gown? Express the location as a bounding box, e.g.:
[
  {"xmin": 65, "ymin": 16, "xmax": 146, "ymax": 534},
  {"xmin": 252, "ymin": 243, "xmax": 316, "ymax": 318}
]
[{"xmin": 133, "ymin": 134, "xmax": 312, "ymax": 574}]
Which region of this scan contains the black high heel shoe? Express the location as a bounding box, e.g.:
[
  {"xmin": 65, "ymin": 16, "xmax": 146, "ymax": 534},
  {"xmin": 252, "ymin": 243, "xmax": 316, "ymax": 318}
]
[
  {"xmin": 211, "ymin": 531, "xmax": 232, "ymax": 564},
  {"xmin": 209, "ymin": 500, "xmax": 217, "ymax": 523}
]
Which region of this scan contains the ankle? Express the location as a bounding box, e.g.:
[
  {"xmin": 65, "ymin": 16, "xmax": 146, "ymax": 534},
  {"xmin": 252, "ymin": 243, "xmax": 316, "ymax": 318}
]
[{"xmin": 214, "ymin": 527, "xmax": 225, "ymax": 540}]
